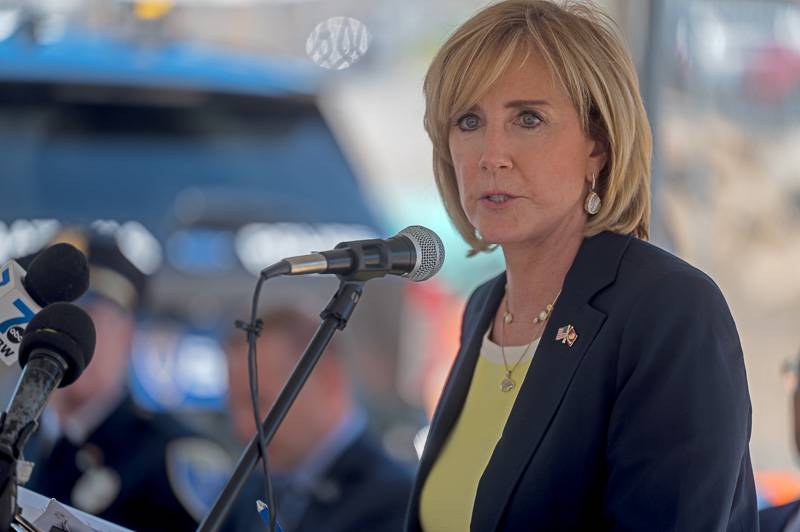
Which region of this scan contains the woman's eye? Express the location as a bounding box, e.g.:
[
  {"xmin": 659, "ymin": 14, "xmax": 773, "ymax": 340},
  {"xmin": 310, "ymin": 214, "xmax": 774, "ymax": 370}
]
[
  {"xmin": 456, "ymin": 114, "xmax": 480, "ymax": 131},
  {"xmin": 518, "ymin": 111, "xmax": 542, "ymax": 128}
]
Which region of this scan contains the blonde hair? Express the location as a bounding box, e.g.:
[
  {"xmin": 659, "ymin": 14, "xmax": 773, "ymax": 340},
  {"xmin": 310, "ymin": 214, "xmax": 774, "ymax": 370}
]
[{"xmin": 423, "ymin": 0, "xmax": 651, "ymax": 254}]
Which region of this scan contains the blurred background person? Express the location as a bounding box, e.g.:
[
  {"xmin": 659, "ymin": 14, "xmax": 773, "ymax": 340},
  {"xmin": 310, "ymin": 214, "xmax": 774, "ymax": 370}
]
[
  {"xmin": 761, "ymin": 352, "xmax": 800, "ymax": 531},
  {"xmin": 25, "ymin": 228, "xmax": 231, "ymax": 531},
  {"xmin": 224, "ymin": 303, "xmax": 413, "ymax": 532}
]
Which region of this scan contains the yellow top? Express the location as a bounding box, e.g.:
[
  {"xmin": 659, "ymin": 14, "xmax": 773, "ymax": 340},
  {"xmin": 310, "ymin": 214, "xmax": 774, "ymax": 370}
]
[{"xmin": 419, "ymin": 329, "xmax": 539, "ymax": 531}]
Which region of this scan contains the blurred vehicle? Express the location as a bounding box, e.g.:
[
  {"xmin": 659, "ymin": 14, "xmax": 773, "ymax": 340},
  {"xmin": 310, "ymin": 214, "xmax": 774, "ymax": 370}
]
[
  {"xmin": 674, "ymin": 0, "xmax": 800, "ymax": 126},
  {"xmin": 0, "ymin": 13, "xmax": 419, "ymax": 441},
  {"xmin": 744, "ymin": 42, "xmax": 800, "ymax": 104}
]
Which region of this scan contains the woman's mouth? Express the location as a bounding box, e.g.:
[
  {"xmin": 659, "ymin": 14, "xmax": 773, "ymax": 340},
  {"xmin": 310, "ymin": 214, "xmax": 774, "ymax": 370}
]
[{"xmin": 480, "ymin": 193, "xmax": 517, "ymax": 208}]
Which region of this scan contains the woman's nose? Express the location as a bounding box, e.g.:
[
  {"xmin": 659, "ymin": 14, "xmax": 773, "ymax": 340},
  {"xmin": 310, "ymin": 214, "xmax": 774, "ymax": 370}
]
[{"xmin": 478, "ymin": 125, "xmax": 513, "ymax": 172}]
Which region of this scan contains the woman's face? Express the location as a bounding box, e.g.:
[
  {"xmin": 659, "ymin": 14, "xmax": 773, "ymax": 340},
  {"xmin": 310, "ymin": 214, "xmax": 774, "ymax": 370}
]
[{"xmin": 448, "ymin": 48, "xmax": 607, "ymax": 249}]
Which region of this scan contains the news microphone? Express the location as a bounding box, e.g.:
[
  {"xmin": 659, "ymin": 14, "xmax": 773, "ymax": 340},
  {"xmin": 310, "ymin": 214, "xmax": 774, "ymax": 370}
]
[
  {"xmin": 0, "ymin": 302, "xmax": 95, "ymax": 530},
  {"xmin": 0, "ymin": 302, "xmax": 96, "ymax": 460},
  {"xmin": 0, "ymin": 244, "xmax": 90, "ymax": 367},
  {"xmin": 260, "ymin": 225, "xmax": 446, "ymax": 282}
]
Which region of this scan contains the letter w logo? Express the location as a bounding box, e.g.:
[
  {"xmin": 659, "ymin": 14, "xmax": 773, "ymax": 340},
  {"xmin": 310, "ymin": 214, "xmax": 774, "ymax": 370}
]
[{"xmin": 0, "ymin": 342, "xmax": 13, "ymax": 358}]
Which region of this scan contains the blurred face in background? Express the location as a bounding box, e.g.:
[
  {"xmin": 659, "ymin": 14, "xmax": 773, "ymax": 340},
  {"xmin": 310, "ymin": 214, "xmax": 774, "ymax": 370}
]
[
  {"xmin": 227, "ymin": 325, "xmax": 351, "ymax": 472},
  {"xmin": 51, "ymin": 296, "xmax": 134, "ymax": 416},
  {"xmin": 448, "ymin": 47, "xmax": 606, "ymax": 249}
]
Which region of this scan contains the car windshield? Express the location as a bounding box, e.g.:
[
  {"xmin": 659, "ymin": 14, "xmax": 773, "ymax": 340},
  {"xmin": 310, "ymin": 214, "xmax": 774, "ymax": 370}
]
[{"xmin": 0, "ymin": 83, "xmax": 376, "ymax": 240}]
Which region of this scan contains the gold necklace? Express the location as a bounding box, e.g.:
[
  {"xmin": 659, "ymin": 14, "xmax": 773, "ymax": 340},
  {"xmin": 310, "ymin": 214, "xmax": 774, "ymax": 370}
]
[
  {"xmin": 499, "ymin": 288, "xmax": 561, "ymax": 392},
  {"xmin": 503, "ymin": 293, "xmax": 556, "ymax": 325}
]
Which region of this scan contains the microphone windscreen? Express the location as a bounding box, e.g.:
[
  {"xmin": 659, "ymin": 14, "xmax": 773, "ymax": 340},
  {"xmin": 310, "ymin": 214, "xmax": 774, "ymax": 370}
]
[
  {"xmin": 19, "ymin": 302, "xmax": 96, "ymax": 387},
  {"xmin": 399, "ymin": 226, "xmax": 446, "ymax": 282},
  {"xmin": 24, "ymin": 243, "xmax": 90, "ymax": 306}
]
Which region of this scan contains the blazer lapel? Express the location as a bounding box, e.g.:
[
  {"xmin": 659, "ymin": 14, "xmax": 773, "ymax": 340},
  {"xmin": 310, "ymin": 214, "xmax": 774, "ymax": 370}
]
[
  {"xmin": 407, "ymin": 273, "xmax": 506, "ymax": 528},
  {"xmin": 471, "ymin": 231, "xmax": 632, "ymax": 531}
]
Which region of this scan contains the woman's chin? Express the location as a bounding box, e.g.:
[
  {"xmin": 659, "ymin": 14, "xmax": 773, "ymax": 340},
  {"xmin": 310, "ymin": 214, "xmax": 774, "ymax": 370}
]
[
  {"xmin": 477, "ymin": 224, "xmax": 571, "ymax": 250},
  {"xmin": 474, "ymin": 226, "xmax": 531, "ymax": 248}
]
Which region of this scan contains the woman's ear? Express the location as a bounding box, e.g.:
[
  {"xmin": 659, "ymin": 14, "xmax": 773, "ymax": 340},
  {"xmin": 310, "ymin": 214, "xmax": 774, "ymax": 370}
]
[
  {"xmin": 587, "ymin": 135, "xmax": 609, "ymax": 184},
  {"xmin": 586, "ymin": 109, "xmax": 609, "ymax": 182}
]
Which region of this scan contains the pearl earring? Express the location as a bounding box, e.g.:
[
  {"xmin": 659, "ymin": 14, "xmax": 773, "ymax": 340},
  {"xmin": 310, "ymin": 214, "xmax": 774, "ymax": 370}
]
[{"xmin": 584, "ymin": 173, "xmax": 601, "ymax": 215}]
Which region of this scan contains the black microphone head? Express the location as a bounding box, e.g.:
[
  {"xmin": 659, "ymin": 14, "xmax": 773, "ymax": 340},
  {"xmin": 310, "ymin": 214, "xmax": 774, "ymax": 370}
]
[
  {"xmin": 24, "ymin": 243, "xmax": 90, "ymax": 306},
  {"xmin": 399, "ymin": 226, "xmax": 445, "ymax": 282},
  {"xmin": 19, "ymin": 302, "xmax": 96, "ymax": 387}
]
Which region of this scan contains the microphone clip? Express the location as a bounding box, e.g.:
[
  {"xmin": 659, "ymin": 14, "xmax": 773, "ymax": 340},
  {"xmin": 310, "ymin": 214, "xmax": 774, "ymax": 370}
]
[
  {"xmin": 234, "ymin": 319, "xmax": 264, "ymax": 339},
  {"xmin": 319, "ymin": 280, "xmax": 365, "ymax": 331}
]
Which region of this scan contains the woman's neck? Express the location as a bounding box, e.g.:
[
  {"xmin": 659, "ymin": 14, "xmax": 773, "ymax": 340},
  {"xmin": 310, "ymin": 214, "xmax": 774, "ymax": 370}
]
[{"xmin": 501, "ymin": 227, "xmax": 584, "ymax": 317}]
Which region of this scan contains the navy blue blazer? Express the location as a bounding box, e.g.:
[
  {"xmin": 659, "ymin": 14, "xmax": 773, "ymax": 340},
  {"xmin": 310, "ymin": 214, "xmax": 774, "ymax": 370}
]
[{"xmin": 406, "ymin": 231, "xmax": 757, "ymax": 531}]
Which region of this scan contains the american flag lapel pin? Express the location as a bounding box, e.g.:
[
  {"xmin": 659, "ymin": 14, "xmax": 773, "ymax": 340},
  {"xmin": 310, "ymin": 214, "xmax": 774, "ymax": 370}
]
[{"xmin": 556, "ymin": 325, "xmax": 578, "ymax": 347}]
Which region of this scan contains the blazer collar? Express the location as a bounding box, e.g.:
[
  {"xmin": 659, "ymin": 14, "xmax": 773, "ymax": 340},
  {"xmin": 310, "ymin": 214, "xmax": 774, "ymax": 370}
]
[{"xmin": 408, "ymin": 231, "xmax": 632, "ymax": 531}]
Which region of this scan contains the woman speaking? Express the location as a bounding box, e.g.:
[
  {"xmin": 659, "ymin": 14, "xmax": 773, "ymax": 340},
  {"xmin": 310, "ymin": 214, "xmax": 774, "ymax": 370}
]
[{"xmin": 407, "ymin": 1, "xmax": 757, "ymax": 530}]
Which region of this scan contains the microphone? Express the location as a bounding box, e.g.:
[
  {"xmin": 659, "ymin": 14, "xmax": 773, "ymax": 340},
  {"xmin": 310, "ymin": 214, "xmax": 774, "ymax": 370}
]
[
  {"xmin": 0, "ymin": 302, "xmax": 95, "ymax": 530},
  {"xmin": 0, "ymin": 244, "xmax": 90, "ymax": 366},
  {"xmin": 261, "ymin": 225, "xmax": 446, "ymax": 282},
  {"xmin": 0, "ymin": 302, "xmax": 96, "ymax": 459}
]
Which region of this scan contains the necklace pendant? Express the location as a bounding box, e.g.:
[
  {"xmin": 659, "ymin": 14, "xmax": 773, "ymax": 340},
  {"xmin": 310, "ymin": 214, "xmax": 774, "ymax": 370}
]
[
  {"xmin": 500, "ymin": 376, "xmax": 515, "ymax": 392},
  {"xmin": 503, "ymin": 312, "xmax": 513, "ymax": 324}
]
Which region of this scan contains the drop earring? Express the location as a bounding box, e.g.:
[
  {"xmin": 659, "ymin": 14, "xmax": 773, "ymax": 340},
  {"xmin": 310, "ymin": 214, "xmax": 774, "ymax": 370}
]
[{"xmin": 584, "ymin": 173, "xmax": 601, "ymax": 215}]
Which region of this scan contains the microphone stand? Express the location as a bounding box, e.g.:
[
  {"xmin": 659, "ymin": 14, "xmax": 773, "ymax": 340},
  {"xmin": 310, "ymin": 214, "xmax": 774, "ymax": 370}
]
[{"xmin": 197, "ymin": 279, "xmax": 366, "ymax": 532}]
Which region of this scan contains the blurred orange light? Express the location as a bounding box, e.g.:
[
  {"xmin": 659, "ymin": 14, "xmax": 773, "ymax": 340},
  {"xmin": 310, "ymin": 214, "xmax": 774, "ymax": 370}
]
[
  {"xmin": 756, "ymin": 469, "xmax": 800, "ymax": 506},
  {"xmin": 134, "ymin": 0, "xmax": 173, "ymax": 20}
]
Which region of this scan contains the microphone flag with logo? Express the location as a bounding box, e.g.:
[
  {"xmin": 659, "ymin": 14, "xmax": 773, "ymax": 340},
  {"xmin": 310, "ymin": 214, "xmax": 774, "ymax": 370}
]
[{"xmin": 0, "ymin": 244, "xmax": 89, "ymax": 367}]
